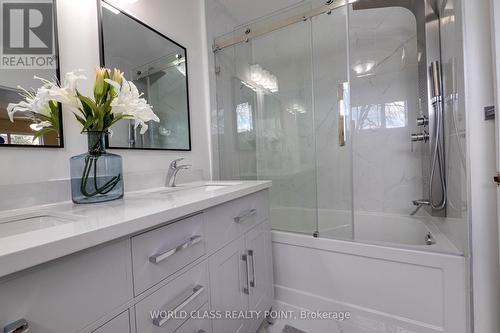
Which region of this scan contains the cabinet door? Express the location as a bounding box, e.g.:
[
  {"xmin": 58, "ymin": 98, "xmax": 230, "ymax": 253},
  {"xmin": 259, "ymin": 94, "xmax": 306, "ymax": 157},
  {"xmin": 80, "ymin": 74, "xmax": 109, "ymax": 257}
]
[
  {"xmin": 209, "ymin": 236, "xmax": 249, "ymax": 333},
  {"xmin": 92, "ymin": 311, "xmax": 130, "ymax": 333},
  {"xmin": 245, "ymin": 221, "xmax": 274, "ymax": 332}
]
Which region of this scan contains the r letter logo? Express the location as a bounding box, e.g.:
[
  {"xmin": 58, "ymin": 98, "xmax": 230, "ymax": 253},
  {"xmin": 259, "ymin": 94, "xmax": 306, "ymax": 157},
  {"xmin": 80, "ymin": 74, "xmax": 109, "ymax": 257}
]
[{"xmin": 1, "ymin": 0, "xmax": 56, "ymax": 68}]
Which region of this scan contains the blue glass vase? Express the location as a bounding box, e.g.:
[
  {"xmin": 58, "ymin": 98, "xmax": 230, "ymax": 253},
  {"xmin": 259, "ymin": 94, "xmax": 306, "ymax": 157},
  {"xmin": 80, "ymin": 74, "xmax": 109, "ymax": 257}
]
[{"xmin": 70, "ymin": 132, "xmax": 123, "ymax": 204}]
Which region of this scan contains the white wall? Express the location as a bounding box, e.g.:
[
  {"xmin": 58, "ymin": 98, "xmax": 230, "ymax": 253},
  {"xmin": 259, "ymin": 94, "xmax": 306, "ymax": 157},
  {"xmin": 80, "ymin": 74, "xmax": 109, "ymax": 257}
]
[
  {"xmin": 461, "ymin": 0, "xmax": 500, "ymax": 332},
  {"xmin": 0, "ymin": 0, "xmax": 212, "ymax": 186}
]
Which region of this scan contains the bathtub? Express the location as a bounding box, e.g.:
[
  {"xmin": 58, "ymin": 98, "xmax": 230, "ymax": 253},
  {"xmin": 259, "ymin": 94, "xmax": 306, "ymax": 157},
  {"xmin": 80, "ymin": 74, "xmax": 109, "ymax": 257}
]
[
  {"xmin": 271, "ymin": 206, "xmax": 461, "ymax": 254},
  {"xmin": 270, "ymin": 207, "xmax": 468, "ymax": 333}
]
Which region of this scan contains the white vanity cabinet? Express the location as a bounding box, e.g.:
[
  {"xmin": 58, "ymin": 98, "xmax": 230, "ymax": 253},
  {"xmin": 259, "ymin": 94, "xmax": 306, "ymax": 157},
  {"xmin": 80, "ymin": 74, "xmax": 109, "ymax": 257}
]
[
  {"xmin": 131, "ymin": 213, "xmax": 205, "ymax": 295},
  {"xmin": 207, "ymin": 190, "xmax": 273, "ymax": 333},
  {"xmin": 209, "ymin": 236, "xmax": 250, "ymax": 333},
  {"xmin": 0, "ymin": 239, "xmax": 133, "ymax": 333},
  {"xmin": 0, "ymin": 187, "xmax": 272, "ymax": 333},
  {"xmin": 135, "ymin": 261, "xmax": 209, "ymax": 333},
  {"xmin": 209, "ymin": 222, "xmax": 274, "ymax": 333},
  {"xmin": 244, "ymin": 222, "xmax": 274, "ymax": 333}
]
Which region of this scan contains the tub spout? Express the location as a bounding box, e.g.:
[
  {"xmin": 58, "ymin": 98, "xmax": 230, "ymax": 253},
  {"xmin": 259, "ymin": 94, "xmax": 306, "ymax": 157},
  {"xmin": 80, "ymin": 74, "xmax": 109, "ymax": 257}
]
[
  {"xmin": 425, "ymin": 232, "xmax": 435, "ymax": 245},
  {"xmin": 410, "ymin": 199, "xmax": 431, "ymax": 216}
]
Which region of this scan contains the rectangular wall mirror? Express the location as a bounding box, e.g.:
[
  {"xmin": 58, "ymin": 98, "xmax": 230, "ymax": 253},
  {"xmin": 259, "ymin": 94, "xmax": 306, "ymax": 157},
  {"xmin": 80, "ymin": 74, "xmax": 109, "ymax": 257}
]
[
  {"xmin": 0, "ymin": 0, "xmax": 62, "ymax": 147},
  {"xmin": 99, "ymin": 1, "xmax": 191, "ymax": 151}
]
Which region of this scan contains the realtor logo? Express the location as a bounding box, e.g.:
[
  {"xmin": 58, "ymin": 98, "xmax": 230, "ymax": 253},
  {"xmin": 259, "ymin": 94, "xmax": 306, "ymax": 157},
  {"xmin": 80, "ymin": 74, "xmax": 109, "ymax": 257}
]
[{"xmin": 1, "ymin": 0, "xmax": 56, "ymax": 68}]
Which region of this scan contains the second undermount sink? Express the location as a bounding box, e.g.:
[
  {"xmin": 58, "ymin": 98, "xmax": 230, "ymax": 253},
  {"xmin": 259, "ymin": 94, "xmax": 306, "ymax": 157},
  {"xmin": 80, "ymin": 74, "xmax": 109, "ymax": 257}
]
[{"xmin": 0, "ymin": 211, "xmax": 81, "ymax": 238}]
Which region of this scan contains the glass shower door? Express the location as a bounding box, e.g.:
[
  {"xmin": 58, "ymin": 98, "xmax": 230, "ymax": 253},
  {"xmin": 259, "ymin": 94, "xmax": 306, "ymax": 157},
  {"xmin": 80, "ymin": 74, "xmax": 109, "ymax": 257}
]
[
  {"xmin": 311, "ymin": 2, "xmax": 353, "ymax": 241},
  {"xmin": 214, "ymin": 11, "xmax": 320, "ymax": 236},
  {"xmin": 347, "ymin": 2, "xmax": 423, "ymax": 246}
]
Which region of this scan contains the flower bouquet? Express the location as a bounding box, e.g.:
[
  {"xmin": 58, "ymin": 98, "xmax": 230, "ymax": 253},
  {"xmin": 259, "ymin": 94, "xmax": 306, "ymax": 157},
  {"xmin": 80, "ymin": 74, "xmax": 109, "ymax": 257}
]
[{"xmin": 8, "ymin": 67, "xmax": 159, "ymax": 203}]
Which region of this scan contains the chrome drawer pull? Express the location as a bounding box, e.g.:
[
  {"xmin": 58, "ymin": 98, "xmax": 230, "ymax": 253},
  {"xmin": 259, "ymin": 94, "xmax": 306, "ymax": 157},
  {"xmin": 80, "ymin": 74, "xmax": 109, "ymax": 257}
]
[
  {"xmin": 197, "ymin": 330, "xmax": 206, "ymax": 333},
  {"xmin": 152, "ymin": 285, "xmax": 205, "ymax": 327},
  {"xmin": 149, "ymin": 235, "xmax": 202, "ymax": 264},
  {"xmin": 234, "ymin": 209, "xmax": 257, "ymax": 223},
  {"xmin": 242, "ymin": 254, "xmax": 250, "ymax": 295},
  {"xmin": 248, "ymin": 250, "xmax": 256, "ymax": 288},
  {"xmin": 3, "ymin": 319, "xmax": 29, "ymax": 333}
]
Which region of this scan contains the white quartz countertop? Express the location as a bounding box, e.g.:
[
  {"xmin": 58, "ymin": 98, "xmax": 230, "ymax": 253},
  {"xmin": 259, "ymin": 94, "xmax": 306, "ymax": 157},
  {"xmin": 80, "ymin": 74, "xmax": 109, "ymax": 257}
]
[{"xmin": 0, "ymin": 181, "xmax": 271, "ymax": 278}]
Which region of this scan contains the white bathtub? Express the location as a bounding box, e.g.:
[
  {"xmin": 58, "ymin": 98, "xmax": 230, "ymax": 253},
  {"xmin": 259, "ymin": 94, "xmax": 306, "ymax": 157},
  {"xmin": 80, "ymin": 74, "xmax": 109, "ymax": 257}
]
[
  {"xmin": 271, "ymin": 206, "xmax": 461, "ymax": 254},
  {"xmin": 270, "ymin": 207, "xmax": 468, "ymax": 333}
]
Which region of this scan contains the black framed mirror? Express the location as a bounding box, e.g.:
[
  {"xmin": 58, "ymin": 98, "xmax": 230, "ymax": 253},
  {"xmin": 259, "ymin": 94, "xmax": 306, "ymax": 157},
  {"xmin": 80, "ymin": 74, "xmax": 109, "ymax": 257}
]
[
  {"xmin": 0, "ymin": 0, "xmax": 62, "ymax": 147},
  {"xmin": 98, "ymin": 0, "xmax": 191, "ymax": 151}
]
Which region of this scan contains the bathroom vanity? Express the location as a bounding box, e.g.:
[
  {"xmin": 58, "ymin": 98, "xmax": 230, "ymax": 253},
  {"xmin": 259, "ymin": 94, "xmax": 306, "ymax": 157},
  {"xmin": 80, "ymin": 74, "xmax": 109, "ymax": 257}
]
[{"xmin": 0, "ymin": 181, "xmax": 272, "ymax": 333}]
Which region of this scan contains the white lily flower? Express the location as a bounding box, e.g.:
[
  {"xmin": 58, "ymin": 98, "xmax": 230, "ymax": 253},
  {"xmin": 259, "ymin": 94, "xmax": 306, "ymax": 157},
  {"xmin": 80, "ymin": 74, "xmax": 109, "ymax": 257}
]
[
  {"xmin": 6, "ymin": 87, "xmax": 51, "ymax": 122},
  {"xmin": 38, "ymin": 120, "xmax": 53, "ymax": 128},
  {"xmin": 30, "ymin": 121, "xmax": 53, "ymax": 131},
  {"xmin": 105, "ymin": 78, "xmax": 159, "ymax": 134},
  {"xmin": 8, "ymin": 68, "xmax": 159, "ymax": 137},
  {"xmin": 35, "ymin": 69, "xmax": 86, "ymax": 109}
]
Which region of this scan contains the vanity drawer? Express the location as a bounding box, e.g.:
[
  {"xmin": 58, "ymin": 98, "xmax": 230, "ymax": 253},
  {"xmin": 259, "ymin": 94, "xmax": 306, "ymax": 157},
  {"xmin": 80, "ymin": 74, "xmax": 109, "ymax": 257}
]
[
  {"xmin": 174, "ymin": 303, "xmax": 211, "ymax": 333},
  {"xmin": 92, "ymin": 311, "xmax": 130, "ymax": 333},
  {"xmin": 204, "ymin": 190, "xmax": 269, "ymax": 253},
  {"xmin": 135, "ymin": 262, "xmax": 208, "ymax": 333},
  {"xmin": 0, "ymin": 240, "xmax": 132, "ymax": 333},
  {"xmin": 132, "ymin": 214, "xmax": 205, "ymax": 295}
]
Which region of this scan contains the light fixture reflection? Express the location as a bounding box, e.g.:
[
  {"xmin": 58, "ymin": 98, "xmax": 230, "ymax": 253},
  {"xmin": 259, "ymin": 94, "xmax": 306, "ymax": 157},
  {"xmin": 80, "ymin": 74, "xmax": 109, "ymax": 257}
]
[
  {"xmin": 287, "ymin": 103, "xmax": 306, "ymax": 115},
  {"xmin": 352, "ymin": 60, "xmax": 376, "ymax": 76},
  {"xmin": 250, "ymin": 64, "xmax": 279, "ymax": 92},
  {"xmin": 241, "ymin": 81, "xmax": 257, "ymax": 92}
]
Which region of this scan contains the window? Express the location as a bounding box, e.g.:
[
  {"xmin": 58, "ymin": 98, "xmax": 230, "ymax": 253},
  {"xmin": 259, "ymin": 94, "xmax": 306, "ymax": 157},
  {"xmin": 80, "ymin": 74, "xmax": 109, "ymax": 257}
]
[
  {"xmin": 353, "ymin": 100, "xmax": 407, "ymax": 130},
  {"xmin": 6, "ymin": 134, "xmax": 40, "ymax": 145},
  {"xmin": 236, "ymin": 102, "xmax": 254, "ymax": 134},
  {"xmin": 385, "ymin": 101, "xmax": 407, "ymax": 128},
  {"xmin": 353, "ymin": 104, "xmax": 382, "ymax": 130}
]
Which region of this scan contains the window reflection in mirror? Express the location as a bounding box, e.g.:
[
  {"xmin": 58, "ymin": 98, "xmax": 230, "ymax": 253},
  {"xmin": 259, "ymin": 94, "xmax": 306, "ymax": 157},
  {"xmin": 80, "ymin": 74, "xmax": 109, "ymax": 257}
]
[
  {"xmin": 0, "ymin": 0, "xmax": 62, "ymax": 147},
  {"xmin": 234, "ymin": 79, "xmax": 256, "ymax": 151},
  {"xmin": 100, "ymin": 1, "xmax": 191, "ymax": 150}
]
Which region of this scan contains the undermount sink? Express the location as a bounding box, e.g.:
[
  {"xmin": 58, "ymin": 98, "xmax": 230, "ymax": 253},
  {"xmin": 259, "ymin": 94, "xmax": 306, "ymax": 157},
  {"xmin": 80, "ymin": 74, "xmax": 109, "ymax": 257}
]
[
  {"xmin": 145, "ymin": 182, "xmax": 243, "ymax": 196},
  {"xmin": 0, "ymin": 211, "xmax": 81, "ymax": 238},
  {"xmin": 201, "ymin": 185, "xmax": 232, "ymax": 191},
  {"xmin": 199, "ymin": 182, "xmax": 242, "ymax": 191}
]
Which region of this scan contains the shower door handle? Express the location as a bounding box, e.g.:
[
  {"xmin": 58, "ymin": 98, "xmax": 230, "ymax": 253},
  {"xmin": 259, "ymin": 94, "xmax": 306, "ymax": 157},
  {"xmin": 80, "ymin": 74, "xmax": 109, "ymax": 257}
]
[
  {"xmin": 338, "ymin": 114, "xmax": 346, "ymax": 147},
  {"xmin": 338, "ymin": 82, "xmax": 348, "ymax": 147}
]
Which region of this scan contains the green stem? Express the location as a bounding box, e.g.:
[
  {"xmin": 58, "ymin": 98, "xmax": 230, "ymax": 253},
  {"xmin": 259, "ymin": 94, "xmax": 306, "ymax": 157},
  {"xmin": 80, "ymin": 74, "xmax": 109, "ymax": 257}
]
[{"xmin": 80, "ymin": 154, "xmax": 121, "ymax": 198}]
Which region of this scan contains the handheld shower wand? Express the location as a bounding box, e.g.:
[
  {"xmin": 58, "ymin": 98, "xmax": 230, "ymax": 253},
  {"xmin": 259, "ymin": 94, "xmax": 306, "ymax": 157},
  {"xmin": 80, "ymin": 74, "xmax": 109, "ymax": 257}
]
[{"xmin": 429, "ymin": 61, "xmax": 447, "ymax": 211}]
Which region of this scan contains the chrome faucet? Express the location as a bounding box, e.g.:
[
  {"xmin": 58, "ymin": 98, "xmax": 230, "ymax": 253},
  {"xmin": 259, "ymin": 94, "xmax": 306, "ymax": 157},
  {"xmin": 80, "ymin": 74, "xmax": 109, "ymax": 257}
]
[
  {"xmin": 166, "ymin": 158, "xmax": 191, "ymax": 187},
  {"xmin": 410, "ymin": 199, "xmax": 431, "ymax": 216}
]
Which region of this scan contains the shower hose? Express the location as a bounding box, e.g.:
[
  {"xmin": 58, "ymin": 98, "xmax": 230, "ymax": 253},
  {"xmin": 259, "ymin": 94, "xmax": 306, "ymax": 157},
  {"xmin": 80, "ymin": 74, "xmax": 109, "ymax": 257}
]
[{"xmin": 429, "ymin": 96, "xmax": 447, "ymax": 210}]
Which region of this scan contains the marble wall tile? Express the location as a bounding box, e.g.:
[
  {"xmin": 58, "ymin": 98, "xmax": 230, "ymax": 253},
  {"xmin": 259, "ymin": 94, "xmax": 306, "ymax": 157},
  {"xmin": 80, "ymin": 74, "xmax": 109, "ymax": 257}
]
[{"xmin": 349, "ymin": 6, "xmax": 422, "ymax": 216}]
